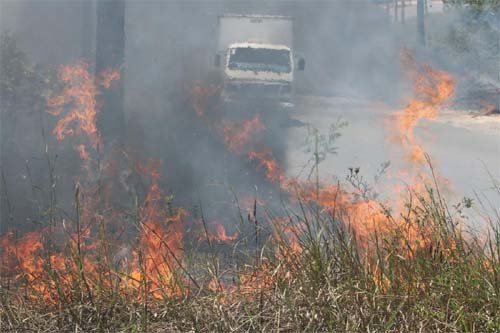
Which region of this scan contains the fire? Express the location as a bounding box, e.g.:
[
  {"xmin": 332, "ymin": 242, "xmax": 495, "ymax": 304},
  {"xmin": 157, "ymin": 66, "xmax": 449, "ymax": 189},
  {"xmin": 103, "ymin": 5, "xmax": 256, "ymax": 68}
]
[
  {"xmin": 270, "ymin": 217, "xmax": 303, "ymax": 257},
  {"xmin": 0, "ymin": 61, "xmax": 190, "ymax": 305},
  {"xmin": 1, "ymin": 230, "xmax": 44, "ymax": 282},
  {"xmin": 185, "ymin": 52, "xmax": 457, "ymax": 259},
  {"xmin": 47, "ymin": 61, "xmax": 120, "ymax": 151},
  {"xmin": 201, "ymin": 223, "xmax": 239, "ymax": 242},
  {"xmin": 77, "ymin": 143, "xmax": 89, "ymax": 161},
  {"xmin": 0, "ymin": 223, "xmax": 103, "ymax": 304},
  {"xmin": 247, "ymin": 147, "xmax": 284, "ymax": 182},
  {"xmin": 296, "ymin": 184, "xmax": 391, "ymax": 247},
  {"xmin": 129, "ymin": 159, "xmax": 187, "ymax": 298},
  {"xmin": 392, "ymin": 50, "xmax": 455, "ymax": 164},
  {"xmin": 188, "ymin": 81, "xmax": 221, "ymax": 117},
  {"xmin": 0, "ymin": 159, "xmax": 188, "ymax": 303},
  {"xmin": 218, "ymin": 115, "xmax": 264, "ymax": 152},
  {"xmin": 189, "ymin": 82, "xmax": 265, "ymax": 153},
  {"xmin": 0, "ymin": 51, "xmax": 463, "ymax": 313},
  {"xmin": 97, "ymin": 67, "xmax": 121, "ymax": 89}
]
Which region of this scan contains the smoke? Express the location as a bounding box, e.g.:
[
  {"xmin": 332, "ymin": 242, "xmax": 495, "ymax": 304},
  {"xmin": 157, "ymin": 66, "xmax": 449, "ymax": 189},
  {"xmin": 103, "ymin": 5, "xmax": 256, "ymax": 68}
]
[{"xmin": 1, "ymin": 1, "xmax": 498, "ymax": 232}]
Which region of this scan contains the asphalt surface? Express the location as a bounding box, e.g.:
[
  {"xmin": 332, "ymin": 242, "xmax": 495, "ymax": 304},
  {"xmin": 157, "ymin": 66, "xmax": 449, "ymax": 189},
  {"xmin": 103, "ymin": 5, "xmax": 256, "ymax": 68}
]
[{"xmin": 286, "ymin": 95, "xmax": 500, "ymax": 226}]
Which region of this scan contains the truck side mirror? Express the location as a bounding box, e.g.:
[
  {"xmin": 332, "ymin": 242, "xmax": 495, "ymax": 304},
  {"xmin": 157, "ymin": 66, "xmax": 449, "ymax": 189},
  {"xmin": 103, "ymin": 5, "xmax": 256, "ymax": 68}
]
[
  {"xmin": 215, "ymin": 54, "xmax": 221, "ymax": 67},
  {"xmin": 297, "ymin": 58, "xmax": 305, "ymax": 71}
]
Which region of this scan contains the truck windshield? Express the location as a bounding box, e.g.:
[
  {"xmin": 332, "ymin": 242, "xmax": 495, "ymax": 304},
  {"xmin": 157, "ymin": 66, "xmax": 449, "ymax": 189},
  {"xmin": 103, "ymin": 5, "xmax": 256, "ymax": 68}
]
[{"xmin": 228, "ymin": 47, "xmax": 291, "ymax": 73}]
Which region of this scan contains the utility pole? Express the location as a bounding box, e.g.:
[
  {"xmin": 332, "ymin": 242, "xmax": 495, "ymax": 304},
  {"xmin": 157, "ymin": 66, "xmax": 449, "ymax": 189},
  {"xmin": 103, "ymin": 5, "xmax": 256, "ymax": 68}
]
[
  {"xmin": 401, "ymin": 0, "xmax": 405, "ymax": 25},
  {"xmin": 386, "ymin": 0, "xmax": 390, "ymax": 22},
  {"xmin": 394, "ymin": 0, "xmax": 399, "ymax": 22},
  {"xmin": 417, "ymin": 0, "xmax": 425, "ymax": 45}
]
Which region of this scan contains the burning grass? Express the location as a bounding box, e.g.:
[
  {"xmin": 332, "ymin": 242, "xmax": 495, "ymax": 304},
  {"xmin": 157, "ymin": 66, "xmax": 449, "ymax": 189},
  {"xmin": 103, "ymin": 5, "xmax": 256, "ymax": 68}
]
[
  {"xmin": 1, "ymin": 179, "xmax": 499, "ymax": 332},
  {"xmin": 1, "ymin": 56, "xmax": 499, "ymax": 332}
]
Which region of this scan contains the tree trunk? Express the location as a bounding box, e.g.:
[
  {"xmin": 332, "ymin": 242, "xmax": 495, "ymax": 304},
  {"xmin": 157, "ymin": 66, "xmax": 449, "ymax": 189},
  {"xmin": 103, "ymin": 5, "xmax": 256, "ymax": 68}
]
[
  {"xmin": 95, "ymin": 0, "xmax": 125, "ymax": 144},
  {"xmin": 81, "ymin": 0, "xmax": 93, "ymax": 63}
]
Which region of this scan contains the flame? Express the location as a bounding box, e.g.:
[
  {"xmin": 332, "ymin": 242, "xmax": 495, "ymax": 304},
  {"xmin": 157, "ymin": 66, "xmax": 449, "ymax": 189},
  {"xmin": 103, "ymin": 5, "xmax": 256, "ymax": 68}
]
[
  {"xmin": 392, "ymin": 50, "xmax": 455, "ymax": 164},
  {"xmin": 1, "ymin": 63, "xmax": 188, "ymax": 304},
  {"xmin": 271, "ymin": 217, "xmax": 303, "ymax": 257},
  {"xmin": 0, "ymin": 53, "xmax": 463, "ymax": 310},
  {"xmin": 218, "ymin": 115, "xmax": 264, "ymax": 152},
  {"xmin": 129, "ymin": 159, "xmax": 187, "ymax": 298},
  {"xmin": 186, "ymin": 52, "xmax": 457, "ymax": 258},
  {"xmin": 247, "ymin": 148, "xmax": 284, "ymax": 182},
  {"xmin": 97, "ymin": 67, "xmax": 121, "ymax": 89},
  {"xmin": 296, "ymin": 184, "xmax": 391, "ymax": 247},
  {"xmin": 188, "ymin": 81, "xmax": 221, "ymax": 117},
  {"xmin": 47, "ymin": 61, "xmax": 120, "ymax": 152},
  {"xmin": 202, "ymin": 223, "xmax": 238, "ymax": 242},
  {"xmin": 1, "ymin": 230, "xmax": 44, "ymax": 282},
  {"xmin": 189, "ymin": 82, "xmax": 265, "ymax": 153},
  {"xmin": 77, "ymin": 144, "xmax": 89, "ymax": 161},
  {"xmin": 0, "ymin": 224, "xmax": 105, "ymax": 304},
  {"xmin": 0, "ymin": 160, "xmax": 188, "ymax": 303}
]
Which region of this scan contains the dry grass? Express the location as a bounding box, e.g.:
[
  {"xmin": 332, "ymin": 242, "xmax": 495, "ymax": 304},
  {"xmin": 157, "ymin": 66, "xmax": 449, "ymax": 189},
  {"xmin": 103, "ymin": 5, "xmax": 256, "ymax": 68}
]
[{"xmin": 1, "ymin": 179, "xmax": 499, "ymax": 333}]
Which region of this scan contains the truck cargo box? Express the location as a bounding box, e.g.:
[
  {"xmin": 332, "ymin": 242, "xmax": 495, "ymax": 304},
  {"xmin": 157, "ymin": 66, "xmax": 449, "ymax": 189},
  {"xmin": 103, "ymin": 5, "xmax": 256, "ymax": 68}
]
[{"xmin": 217, "ymin": 15, "xmax": 293, "ymax": 54}]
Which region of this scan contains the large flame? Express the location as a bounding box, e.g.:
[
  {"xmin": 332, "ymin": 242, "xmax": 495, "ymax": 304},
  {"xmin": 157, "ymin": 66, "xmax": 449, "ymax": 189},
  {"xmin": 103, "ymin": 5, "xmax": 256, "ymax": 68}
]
[
  {"xmin": 129, "ymin": 159, "xmax": 187, "ymax": 298},
  {"xmin": 47, "ymin": 61, "xmax": 120, "ymax": 148},
  {"xmin": 0, "ymin": 62, "xmax": 189, "ymax": 304},
  {"xmin": 392, "ymin": 49, "xmax": 454, "ymax": 164},
  {"xmin": 247, "ymin": 147, "xmax": 284, "ymax": 182},
  {"xmin": 1, "ymin": 50, "xmax": 460, "ymax": 309},
  {"xmin": 200, "ymin": 222, "xmax": 239, "ymax": 242},
  {"xmin": 187, "ymin": 50, "xmax": 456, "ymax": 256},
  {"xmin": 218, "ymin": 115, "xmax": 264, "ymax": 152}
]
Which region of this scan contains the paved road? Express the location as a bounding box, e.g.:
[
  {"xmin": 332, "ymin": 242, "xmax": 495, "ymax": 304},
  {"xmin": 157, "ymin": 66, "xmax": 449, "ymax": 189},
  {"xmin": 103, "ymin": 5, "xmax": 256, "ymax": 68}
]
[{"xmin": 286, "ymin": 95, "xmax": 500, "ymax": 226}]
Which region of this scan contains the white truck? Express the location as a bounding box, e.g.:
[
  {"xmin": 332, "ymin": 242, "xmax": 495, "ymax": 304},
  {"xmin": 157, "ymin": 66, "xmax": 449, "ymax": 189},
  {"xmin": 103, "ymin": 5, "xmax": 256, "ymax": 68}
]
[{"xmin": 215, "ymin": 14, "xmax": 305, "ymax": 109}]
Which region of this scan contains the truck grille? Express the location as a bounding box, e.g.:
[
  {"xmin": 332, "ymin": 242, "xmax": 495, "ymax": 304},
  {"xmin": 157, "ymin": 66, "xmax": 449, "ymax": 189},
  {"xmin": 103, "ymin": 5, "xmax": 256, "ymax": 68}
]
[{"xmin": 228, "ymin": 83, "xmax": 286, "ymax": 95}]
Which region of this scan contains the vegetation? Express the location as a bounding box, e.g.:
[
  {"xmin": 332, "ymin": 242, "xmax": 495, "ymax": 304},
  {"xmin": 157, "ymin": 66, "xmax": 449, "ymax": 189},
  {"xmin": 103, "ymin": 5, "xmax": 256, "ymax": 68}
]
[
  {"xmin": 0, "ymin": 176, "xmax": 499, "ymax": 332},
  {"xmin": 1, "ymin": 14, "xmax": 499, "ymax": 333},
  {"xmin": 443, "ymin": 0, "xmax": 500, "ymax": 11}
]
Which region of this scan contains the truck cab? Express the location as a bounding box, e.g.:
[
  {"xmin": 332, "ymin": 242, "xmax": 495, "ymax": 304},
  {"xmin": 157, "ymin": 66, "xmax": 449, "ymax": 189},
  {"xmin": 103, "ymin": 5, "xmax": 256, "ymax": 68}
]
[
  {"xmin": 223, "ymin": 42, "xmax": 295, "ymax": 103},
  {"xmin": 216, "ymin": 15, "xmax": 304, "ymax": 109}
]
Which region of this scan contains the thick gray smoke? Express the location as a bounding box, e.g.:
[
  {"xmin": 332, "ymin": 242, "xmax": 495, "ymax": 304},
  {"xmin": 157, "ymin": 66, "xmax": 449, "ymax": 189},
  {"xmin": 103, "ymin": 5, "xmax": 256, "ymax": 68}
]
[{"xmin": 1, "ymin": 1, "xmax": 497, "ymax": 231}]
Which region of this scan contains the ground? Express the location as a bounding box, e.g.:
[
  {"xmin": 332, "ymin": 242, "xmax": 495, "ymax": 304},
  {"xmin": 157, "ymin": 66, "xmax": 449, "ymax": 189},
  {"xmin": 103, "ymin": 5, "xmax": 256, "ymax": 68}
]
[{"xmin": 287, "ymin": 95, "xmax": 500, "ymax": 224}]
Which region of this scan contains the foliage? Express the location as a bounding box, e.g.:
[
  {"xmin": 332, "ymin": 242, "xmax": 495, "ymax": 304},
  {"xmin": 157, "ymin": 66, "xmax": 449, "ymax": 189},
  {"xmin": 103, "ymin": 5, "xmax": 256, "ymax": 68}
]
[
  {"xmin": 427, "ymin": 7, "xmax": 499, "ymax": 83},
  {"xmin": 300, "ymin": 118, "xmax": 349, "ymax": 180},
  {"xmin": 0, "ymin": 32, "xmax": 54, "ymax": 118},
  {"xmin": 443, "ymin": 0, "xmax": 500, "ymax": 11}
]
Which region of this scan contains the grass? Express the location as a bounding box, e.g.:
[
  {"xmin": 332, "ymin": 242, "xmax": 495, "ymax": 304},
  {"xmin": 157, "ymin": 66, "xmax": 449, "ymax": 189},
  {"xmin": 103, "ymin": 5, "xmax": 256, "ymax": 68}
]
[
  {"xmin": 2, "ymin": 19, "xmax": 498, "ymax": 332},
  {"xmin": 1, "ymin": 174, "xmax": 499, "ymax": 333}
]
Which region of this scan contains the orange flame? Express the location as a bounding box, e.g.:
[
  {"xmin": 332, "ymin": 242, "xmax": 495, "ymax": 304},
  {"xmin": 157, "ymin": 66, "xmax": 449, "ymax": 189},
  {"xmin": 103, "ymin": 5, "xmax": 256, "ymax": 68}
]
[
  {"xmin": 218, "ymin": 115, "xmax": 264, "ymax": 152},
  {"xmin": 247, "ymin": 148, "xmax": 284, "ymax": 182},
  {"xmin": 130, "ymin": 159, "xmax": 187, "ymax": 299},
  {"xmin": 201, "ymin": 223, "xmax": 238, "ymax": 242},
  {"xmin": 77, "ymin": 144, "xmax": 89, "ymax": 161},
  {"xmin": 188, "ymin": 82, "xmax": 221, "ymax": 117},
  {"xmin": 392, "ymin": 50, "xmax": 455, "ymax": 164},
  {"xmin": 47, "ymin": 61, "xmax": 120, "ymax": 149}
]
